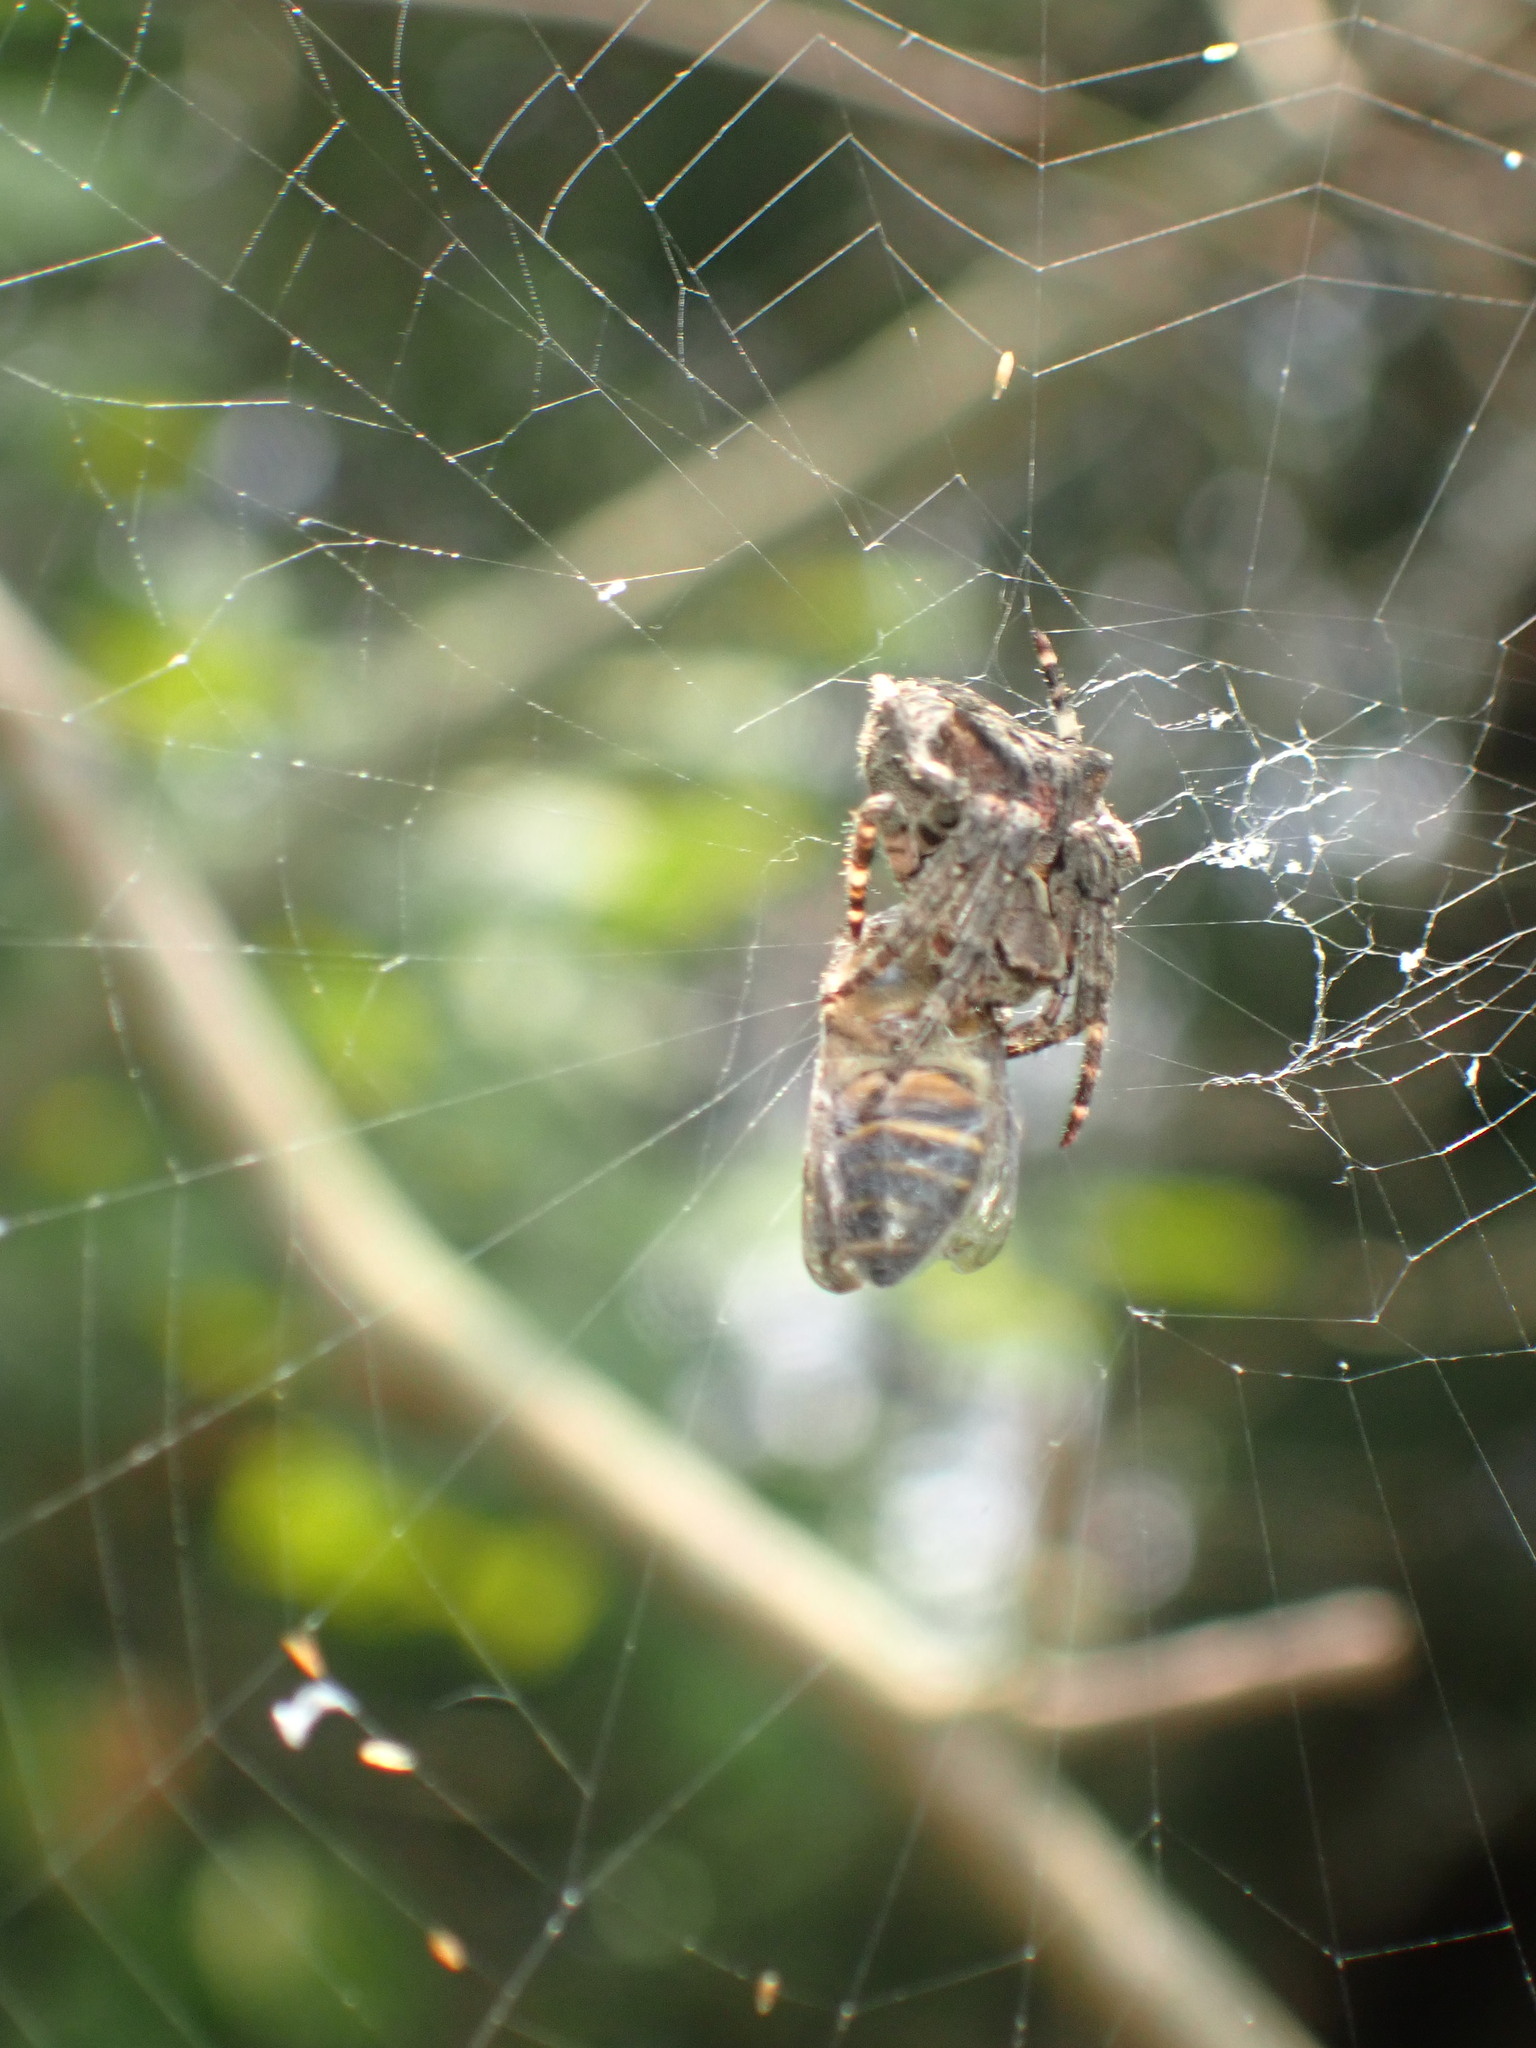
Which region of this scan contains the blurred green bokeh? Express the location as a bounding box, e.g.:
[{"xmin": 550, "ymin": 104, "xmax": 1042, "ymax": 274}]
[{"xmin": 218, "ymin": 1423, "xmax": 608, "ymax": 1670}]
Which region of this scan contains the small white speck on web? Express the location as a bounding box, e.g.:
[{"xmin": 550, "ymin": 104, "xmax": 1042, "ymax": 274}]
[
  {"xmin": 594, "ymin": 579, "xmax": 627, "ymax": 602},
  {"xmin": 1398, "ymin": 947, "xmax": 1425, "ymax": 974},
  {"xmin": 1203, "ymin": 41, "xmax": 1239, "ymax": 62},
  {"xmin": 1505, "ymin": 150, "xmax": 1524, "ymax": 169},
  {"xmin": 991, "ymin": 349, "xmax": 1016, "ymax": 400},
  {"xmin": 270, "ymin": 1678, "xmax": 360, "ymax": 1749},
  {"xmin": 1199, "ymin": 836, "xmax": 1271, "ymax": 870},
  {"xmin": 1466, "ymin": 1056, "xmax": 1482, "ymax": 1090}
]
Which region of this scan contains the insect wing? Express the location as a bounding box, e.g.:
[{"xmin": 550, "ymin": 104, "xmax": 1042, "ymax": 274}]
[
  {"xmin": 802, "ymin": 1026, "xmax": 862, "ymax": 1294},
  {"xmin": 937, "ymin": 1028, "xmax": 1019, "ymax": 1274},
  {"xmin": 803, "ymin": 966, "xmax": 1006, "ymax": 1293}
]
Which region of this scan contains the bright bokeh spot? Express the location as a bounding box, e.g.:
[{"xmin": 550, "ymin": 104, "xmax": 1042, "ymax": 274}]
[
  {"xmin": 14, "ymin": 1073, "xmax": 158, "ymax": 1198},
  {"xmin": 264, "ymin": 926, "xmax": 440, "ymax": 1111},
  {"xmin": 589, "ymin": 1840, "xmax": 716, "ymax": 1965},
  {"xmin": 601, "ymin": 787, "xmax": 812, "ymax": 944},
  {"xmin": 186, "ymin": 1829, "xmax": 326, "ymax": 2022},
  {"xmin": 167, "ymin": 1274, "xmax": 284, "ymax": 1393},
  {"xmin": 66, "ymin": 402, "xmax": 201, "ymax": 497},
  {"xmin": 217, "ymin": 1425, "xmax": 608, "ymax": 1672},
  {"xmin": 185, "ymin": 1825, "xmax": 422, "ymax": 2046},
  {"xmin": 1089, "ymin": 1178, "xmax": 1306, "ymax": 1311},
  {"xmin": 217, "ymin": 1428, "xmax": 439, "ymax": 1635},
  {"xmin": 455, "ymin": 1519, "xmax": 609, "ymax": 1674},
  {"xmin": 899, "ymin": 1252, "xmax": 1105, "ymax": 1368},
  {"xmin": 79, "ymin": 608, "xmax": 298, "ymax": 744}
]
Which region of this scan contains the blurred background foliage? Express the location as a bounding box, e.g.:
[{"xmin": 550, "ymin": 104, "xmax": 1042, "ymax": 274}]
[{"xmin": 2, "ymin": 1, "xmax": 1536, "ymax": 2045}]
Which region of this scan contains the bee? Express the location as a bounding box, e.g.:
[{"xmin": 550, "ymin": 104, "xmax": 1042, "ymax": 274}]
[{"xmin": 802, "ymin": 924, "xmax": 1019, "ymax": 1293}]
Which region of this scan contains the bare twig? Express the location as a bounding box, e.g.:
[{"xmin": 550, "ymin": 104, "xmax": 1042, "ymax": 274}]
[
  {"xmin": 1015, "ymin": 1588, "xmax": 1417, "ymax": 1737},
  {"xmin": 0, "ymin": 578, "xmax": 1350, "ymax": 2048},
  {"xmin": 912, "ymin": 1725, "xmax": 1314, "ymax": 2048}
]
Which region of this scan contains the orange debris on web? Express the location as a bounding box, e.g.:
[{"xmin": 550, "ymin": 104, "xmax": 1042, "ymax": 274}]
[
  {"xmin": 280, "ymin": 1630, "xmax": 326, "ymax": 1681},
  {"xmin": 427, "ymin": 1928, "xmax": 468, "ymax": 1972},
  {"xmin": 356, "ymin": 1736, "xmax": 417, "ymax": 1774}
]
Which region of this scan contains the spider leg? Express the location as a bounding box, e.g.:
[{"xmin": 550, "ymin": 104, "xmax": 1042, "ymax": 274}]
[
  {"xmin": 1034, "ymin": 628, "xmax": 1082, "ymax": 742},
  {"xmin": 826, "ymin": 805, "xmax": 994, "ymax": 1009},
  {"xmin": 1002, "ymin": 966, "xmax": 1108, "ymax": 1147},
  {"xmin": 821, "ymin": 866, "xmax": 940, "ymax": 1009},
  {"xmin": 1003, "ymin": 984, "xmax": 1069, "ymax": 1057},
  {"xmin": 1045, "ymin": 816, "xmax": 1136, "ymax": 1144},
  {"xmin": 1061, "ymin": 1020, "xmax": 1105, "ymax": 1148},
  {"xmin": 842, "ymin": 793, "xmax": 898, "ymax": 942}
]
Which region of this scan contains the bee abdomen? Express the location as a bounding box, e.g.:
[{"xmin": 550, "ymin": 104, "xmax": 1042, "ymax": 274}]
[{"xmin": 830, "ymin": 1067, "xmax": 988, "ymax": 1288}]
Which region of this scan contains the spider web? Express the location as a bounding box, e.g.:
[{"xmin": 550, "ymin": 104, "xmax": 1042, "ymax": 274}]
[{"xmin": 0, "ymin": 1, "xmax": 1535, "ymax": 2043}]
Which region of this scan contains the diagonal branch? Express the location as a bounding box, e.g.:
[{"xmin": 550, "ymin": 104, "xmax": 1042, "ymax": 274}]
[
  {"xmin": 1016, "ymin": 1587, "xmax": 1414, "ymax": 1737},
  {"xmin": 0, "ymin": 576, "xmax": 1360, "ymax": 2048}
]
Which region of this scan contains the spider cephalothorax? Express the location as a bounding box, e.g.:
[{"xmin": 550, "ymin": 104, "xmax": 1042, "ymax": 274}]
[{"xmin": 826, "ymin": 632, "xmax": 1139, "ymax": 1146}]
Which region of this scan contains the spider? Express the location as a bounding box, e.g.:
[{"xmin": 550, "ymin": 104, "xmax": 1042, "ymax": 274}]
[{"xmin": 825, "ymin": 632, "xmax": 1139, "ymax": 1146}]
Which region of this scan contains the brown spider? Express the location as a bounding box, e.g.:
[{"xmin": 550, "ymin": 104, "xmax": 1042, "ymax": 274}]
[{"xmin": 825, "ymin": 631, "xmax": 1140, "ymax": 1146}]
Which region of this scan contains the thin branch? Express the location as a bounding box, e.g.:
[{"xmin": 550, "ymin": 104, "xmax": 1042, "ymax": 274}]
[
  {"xmin": 0, "ymin": 577, "xmax": 1340, "ymax": 2048},
  {"xmin": 1014, "ymin": 1588, "xmax": 1416, "ymax": 1738}
]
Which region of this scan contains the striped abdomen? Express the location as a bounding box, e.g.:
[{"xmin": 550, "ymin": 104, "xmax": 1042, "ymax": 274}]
[
  {"xmin": 804, "ymin": 936, "xmax": 1018, "ymax": 1293},
  {"xmin": 826, "ymin": 1064, "xmax": 990, "ymax": 1288}
]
